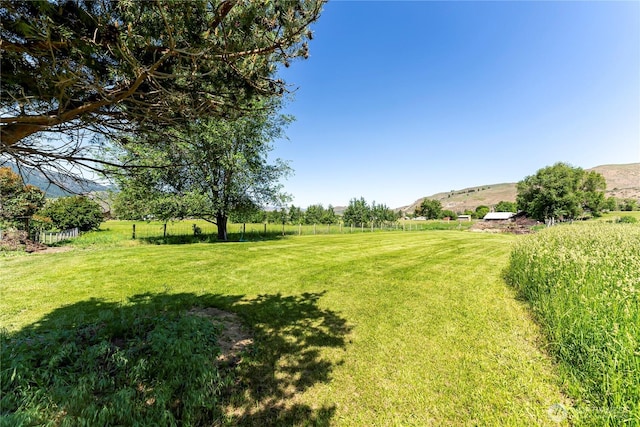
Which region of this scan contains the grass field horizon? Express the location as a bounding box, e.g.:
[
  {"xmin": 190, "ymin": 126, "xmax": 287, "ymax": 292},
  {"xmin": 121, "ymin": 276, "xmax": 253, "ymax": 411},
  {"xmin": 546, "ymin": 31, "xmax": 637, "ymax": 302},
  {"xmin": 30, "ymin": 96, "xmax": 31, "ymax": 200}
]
[{"xmin": 1, "ymin": 225, "xmax": 573, "ymax": 425}]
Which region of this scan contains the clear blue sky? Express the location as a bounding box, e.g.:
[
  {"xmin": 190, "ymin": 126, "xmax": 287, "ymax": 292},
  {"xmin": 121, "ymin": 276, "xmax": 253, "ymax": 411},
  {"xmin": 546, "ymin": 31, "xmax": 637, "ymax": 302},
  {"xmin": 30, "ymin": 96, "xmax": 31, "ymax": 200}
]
[{"xmin": 271, "ymin": 1, "xmax": 640, "ymax": 209}]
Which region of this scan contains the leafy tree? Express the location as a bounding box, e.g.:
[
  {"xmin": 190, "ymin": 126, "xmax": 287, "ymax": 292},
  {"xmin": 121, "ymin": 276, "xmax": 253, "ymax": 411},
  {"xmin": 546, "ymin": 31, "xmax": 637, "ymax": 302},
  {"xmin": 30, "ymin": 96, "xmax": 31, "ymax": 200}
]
[
  {"xmin": 112, "ymin": 187, "xmax": 153, "ymax": 220},
  {"xmin": 620, "ymin": 199, "xmax": 638, "ymax": 211},
  {"xmin": 516, "ymin": 162, "xmax": 607, "ymax": 222},
  {"xmin": 441, "ymin": 210, "xmax": 458, "ymax": 220},
  {"xmin": 42, "ymin": 196, "xmax": 103, "ymax": 231},
  {"xmin": 322, "ymin": 205, "xmax": 337, "ymax": 225},
  {"xmin": 495, "ymin": 201, "xmax": 517, "ymax": 213},
  {"xmin": 371, "ymin": 202, "xmax": 396, "ymax": 225},
  {"xmin": 415, "ymin": 199, "xmax": 442, "ymax": 220},
  {"xmin": 271, "ymin": 207, "xmax": 288, "ymax": 224},
  {"xmin": 288, "ymin": 205, "xmax": 303, "ymax": 224},
  {"xmin": 114, "ymin": 103, "xmax": 291, "ymax": 240},
  {"xmin": 581, "ymin": 171, "xmax": 606, "ymax": 217},
  {"xmin": 230, "ymin": 203, "xmax": 266, "ymax": 224},
  {"xmin": 604, "ymin": 197, "xmax": 617, "ymax": 212},
  {"xmin": 1, "ymin": 1, "xmax": 322, "ymax": 180},
  {"xmin": 475, "ymin": 205, "xmax": 490, "ymax": 219},
  {"xmin": 343, "ymin": 197, "xmax": 371, "ymax": 227},
  {"xmin": 463, "ymin": 209, "xmax": 477, "ymax": 219},
  {"xmin": 0, "ymin": 166, "xmax": 46, "ymax": 229},
  {"xmin": 304, "ymin": 204, "xmax": 325, "ymax": 225}
]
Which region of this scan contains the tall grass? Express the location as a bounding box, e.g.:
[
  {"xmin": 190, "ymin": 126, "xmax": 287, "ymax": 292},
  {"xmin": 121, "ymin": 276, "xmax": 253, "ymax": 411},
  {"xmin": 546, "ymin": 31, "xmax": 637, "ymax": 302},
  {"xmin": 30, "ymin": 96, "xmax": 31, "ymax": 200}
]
[{"xmin": 506, "ymin": 222, "xmax": 640, "ymax": 426}]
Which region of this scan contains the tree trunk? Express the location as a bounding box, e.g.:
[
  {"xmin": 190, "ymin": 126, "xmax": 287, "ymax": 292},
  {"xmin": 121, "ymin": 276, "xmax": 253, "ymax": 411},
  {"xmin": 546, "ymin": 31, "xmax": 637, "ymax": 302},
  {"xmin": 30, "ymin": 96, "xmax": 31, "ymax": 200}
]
[{"xmin": 217, "ymin": 213, "xmax": 228, "ymax": 241}]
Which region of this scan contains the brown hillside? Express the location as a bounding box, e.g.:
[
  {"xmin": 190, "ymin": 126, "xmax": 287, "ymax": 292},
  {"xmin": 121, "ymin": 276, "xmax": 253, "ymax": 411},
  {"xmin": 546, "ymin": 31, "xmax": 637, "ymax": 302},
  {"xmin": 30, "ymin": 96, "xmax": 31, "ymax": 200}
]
[
  {"xmin": 400, "ymin": 163, "xmax": 640, "ymax": 214},
  {"xmin": 589, "ymin": 163, "xmax": 640, "ymax": 200}
]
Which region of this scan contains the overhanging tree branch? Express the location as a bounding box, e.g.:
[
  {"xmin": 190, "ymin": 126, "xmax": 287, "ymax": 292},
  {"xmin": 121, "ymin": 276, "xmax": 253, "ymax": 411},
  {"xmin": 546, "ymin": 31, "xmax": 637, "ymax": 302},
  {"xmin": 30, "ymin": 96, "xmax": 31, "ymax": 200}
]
[{"xmin": 1, "ymin": 0, "xmax": 324, "ymax": 181}]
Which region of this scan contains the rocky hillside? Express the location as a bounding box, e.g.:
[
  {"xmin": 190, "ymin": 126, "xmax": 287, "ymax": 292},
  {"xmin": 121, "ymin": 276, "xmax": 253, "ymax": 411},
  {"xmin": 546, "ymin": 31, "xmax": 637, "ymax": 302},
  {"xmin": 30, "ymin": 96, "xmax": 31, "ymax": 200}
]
[{"xmin": 400, "ymin": 163, "xmax": 639, "ymax": 214}]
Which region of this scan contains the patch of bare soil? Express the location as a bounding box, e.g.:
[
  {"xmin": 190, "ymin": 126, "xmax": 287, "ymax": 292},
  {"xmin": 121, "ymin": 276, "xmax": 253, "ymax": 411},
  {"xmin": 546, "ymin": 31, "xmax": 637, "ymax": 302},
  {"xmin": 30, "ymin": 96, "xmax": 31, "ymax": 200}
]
[
  {"xmin": 0, "ymin": 230, "xmax": 48, "ymax": 253},
  {"xmin": 470, "ymin": 216, "xmax": 540, "ymax": 234},
  {"xmin": 0, "ymin": 230, "xmax": 75, "ymax": 254},
  {"xmin": 187, "ymin": 307, "xmax": 253, "ymax": 366},
  {"xmin": 37, "ymin": 246, "xmax": 74, "ymax": 254}
]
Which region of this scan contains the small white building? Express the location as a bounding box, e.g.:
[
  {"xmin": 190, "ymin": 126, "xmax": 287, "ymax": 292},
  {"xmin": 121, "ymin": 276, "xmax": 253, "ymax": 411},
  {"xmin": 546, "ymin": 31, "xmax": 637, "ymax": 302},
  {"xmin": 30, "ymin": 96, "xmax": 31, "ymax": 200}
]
[
  {"xmin": 457, "ymin": 215, "xmax": 471, "ymax": 221},
  {"xmin": 483, "ymin": 212, "xmax": 515, "ymax": 221}
]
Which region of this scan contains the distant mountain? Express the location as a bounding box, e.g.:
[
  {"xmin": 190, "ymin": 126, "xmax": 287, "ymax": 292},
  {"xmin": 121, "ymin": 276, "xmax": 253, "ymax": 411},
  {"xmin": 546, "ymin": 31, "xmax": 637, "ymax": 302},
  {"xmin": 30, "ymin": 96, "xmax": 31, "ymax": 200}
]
[
  {"xmin": 399, "ymin": 163, "xmax": 640, "ymax": 214},
  {"xmin": 2, "ymin": 162, "xmax": 112, "ymax": 198}
]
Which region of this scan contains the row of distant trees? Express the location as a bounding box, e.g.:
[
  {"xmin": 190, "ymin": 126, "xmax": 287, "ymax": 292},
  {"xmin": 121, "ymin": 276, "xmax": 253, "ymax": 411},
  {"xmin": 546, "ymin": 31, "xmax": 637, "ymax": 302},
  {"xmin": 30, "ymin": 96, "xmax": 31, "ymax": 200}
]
[
  {"xmin": 112, "ymin": 193, "xmax": 400, "ymax": 228},
  {"xmin": 413, "ymin": 200, "xmax": 518, "ymax": 220}
]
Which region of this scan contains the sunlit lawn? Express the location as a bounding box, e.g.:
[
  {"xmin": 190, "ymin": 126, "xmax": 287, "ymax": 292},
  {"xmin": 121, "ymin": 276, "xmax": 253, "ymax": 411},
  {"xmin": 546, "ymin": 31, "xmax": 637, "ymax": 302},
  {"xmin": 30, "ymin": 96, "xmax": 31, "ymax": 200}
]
[{"xmin": 1, "ymin": 225, "xmax": 569, "ymax": 425}]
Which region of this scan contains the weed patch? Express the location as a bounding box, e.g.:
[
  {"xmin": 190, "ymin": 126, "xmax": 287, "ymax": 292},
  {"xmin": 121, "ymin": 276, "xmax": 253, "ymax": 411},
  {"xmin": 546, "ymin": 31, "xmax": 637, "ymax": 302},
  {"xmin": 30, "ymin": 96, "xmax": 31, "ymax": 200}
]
[{"xmin": 506, "ymin": 223, "xmax": 640, "ymax": 425}]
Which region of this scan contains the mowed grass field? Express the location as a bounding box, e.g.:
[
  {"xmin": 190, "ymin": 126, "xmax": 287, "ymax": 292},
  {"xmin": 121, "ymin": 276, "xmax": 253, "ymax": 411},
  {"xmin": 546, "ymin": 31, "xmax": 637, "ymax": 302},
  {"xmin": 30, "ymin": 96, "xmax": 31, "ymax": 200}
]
[{"xmin": 1, "ymin": 225, "xmax": 570, "ymax": 425}]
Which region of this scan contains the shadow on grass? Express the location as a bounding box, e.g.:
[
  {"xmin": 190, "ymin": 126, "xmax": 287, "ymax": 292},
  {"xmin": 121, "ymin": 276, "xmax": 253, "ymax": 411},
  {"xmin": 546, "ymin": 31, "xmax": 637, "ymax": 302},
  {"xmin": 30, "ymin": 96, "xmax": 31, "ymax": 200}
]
[
  {"xmin": 139, "ymin": 232, "xmax": 291, "ymax": 245},
  {"xmin": 1, "ymin": 292, "xmax": 350, "ymax": 426}
]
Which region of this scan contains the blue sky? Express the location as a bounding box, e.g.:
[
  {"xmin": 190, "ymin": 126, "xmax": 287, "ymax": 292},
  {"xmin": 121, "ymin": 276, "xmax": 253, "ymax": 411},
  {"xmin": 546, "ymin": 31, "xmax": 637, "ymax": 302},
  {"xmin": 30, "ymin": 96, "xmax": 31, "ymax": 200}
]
[{"xmin": 272, "ymin": 1, "xmax": 640, "ymax": 209}]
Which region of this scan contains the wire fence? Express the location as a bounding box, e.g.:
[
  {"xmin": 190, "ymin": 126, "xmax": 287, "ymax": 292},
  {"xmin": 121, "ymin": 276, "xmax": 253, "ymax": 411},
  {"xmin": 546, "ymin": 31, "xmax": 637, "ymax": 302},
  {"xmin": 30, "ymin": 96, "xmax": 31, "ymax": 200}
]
[{"xmin": 127, "ymin": 220, "xmax": 471, "ymax": 242}]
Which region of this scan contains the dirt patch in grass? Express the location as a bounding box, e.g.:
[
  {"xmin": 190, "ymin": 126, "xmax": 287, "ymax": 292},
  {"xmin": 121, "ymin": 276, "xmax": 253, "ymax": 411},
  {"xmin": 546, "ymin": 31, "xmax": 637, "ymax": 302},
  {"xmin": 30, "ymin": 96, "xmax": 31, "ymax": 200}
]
[
  {"xmin": 0, "ymin": 230, "xmax": 77, "ymax": 254},
  {"xmin": 470, "ymin": 216, "xmax": 540, "ymax": 234},
  {"xmin": 0, "ymin": 230, "xmax": 48, "ymax": 252},
  {"xmin": 187, "ymin": 307, "xmax": 253, "ymax": 366}
]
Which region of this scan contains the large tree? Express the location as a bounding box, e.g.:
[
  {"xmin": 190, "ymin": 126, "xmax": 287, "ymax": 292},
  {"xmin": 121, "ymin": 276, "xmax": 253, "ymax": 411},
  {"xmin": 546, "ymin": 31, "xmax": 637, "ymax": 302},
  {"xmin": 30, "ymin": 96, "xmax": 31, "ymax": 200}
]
[
  {"xmin": 1, "ymin": 0, "xmax": 322, "ymax": 178},
  {"xmin": 114, "ymin": 104, "xmax": 291, "ymax": 240},
  {"xmin": 516, "ymin": 162, "xmax": 607, "ymax": 222}
]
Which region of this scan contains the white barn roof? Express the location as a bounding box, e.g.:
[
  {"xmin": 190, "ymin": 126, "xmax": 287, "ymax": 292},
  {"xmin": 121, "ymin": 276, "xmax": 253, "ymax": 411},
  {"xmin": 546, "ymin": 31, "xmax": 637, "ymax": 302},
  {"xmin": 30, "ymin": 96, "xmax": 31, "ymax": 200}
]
[{"xmin": 483, "ymin": 212, "xmax": 515, "ymax": 220}]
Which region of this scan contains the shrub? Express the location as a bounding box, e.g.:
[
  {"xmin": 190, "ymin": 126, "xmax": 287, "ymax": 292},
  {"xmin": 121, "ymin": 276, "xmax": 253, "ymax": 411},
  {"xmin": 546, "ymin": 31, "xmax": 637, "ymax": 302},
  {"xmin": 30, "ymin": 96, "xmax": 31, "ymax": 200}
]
[
  {"xmin": 617, "ymin": 215, "xmax": 638, "ymax": 224},
  {"xmin": 0, "ymin": 167, "xmax": 46, "ymax": 229},
  {"xmin": 42, "ymin": 196, "xmax": 103, "ymax": 231}
]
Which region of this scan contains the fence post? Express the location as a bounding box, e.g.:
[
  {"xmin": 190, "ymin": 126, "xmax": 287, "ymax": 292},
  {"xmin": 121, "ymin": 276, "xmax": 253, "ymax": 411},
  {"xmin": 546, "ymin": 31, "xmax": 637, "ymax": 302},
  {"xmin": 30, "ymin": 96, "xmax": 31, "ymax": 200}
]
[
  {"xmin": 163, "ymin": 223, "xmax": 167, "ymax": 238},
  {"xmin": 298, "ymin": 223, "xmax": 301, "ymax": 236},
  {"xmin": 132, "ymin": 224, "xmax": 136, "ymax": 239},
  {"xmin": 264, "ymin": 223, "xmax": 267, "ymax": 236}
]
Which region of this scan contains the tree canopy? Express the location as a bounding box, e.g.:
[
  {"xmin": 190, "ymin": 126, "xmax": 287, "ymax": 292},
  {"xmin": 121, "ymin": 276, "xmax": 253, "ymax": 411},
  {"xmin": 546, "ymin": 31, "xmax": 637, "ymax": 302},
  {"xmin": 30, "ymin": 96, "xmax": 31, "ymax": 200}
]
[
  {"xmin": 343, "ymin": 197, "xmax": 396, "ymax": 227},
  {"xmin": 494, "ymin": 201, "xmax": 517, "ymax": 213},
  {"xmin": 1, "ymin": 0, "xmax": 322, "ymax": 177},
  {"xmin": 516, "ymin": 162, "xmax": 607, "ymax": 222},
  {"xmin": 113, "ymin": 103, "xmax": 291, "ymax": 240},
  {"xmin": 415, "ymin": 199, "xmax": 442, "ymax": 220},
  {"xmin": 0, "ymin": 166, "xmax": 46, "ymax": 229}
]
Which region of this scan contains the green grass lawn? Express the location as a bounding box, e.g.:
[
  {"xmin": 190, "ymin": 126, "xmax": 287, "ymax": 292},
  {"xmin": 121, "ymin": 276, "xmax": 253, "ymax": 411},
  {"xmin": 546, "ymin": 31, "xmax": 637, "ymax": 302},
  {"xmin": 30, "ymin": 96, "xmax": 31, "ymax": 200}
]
[{"xmin": 1, "ymin": 226, "xmax": 569, "ymax": 425}]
